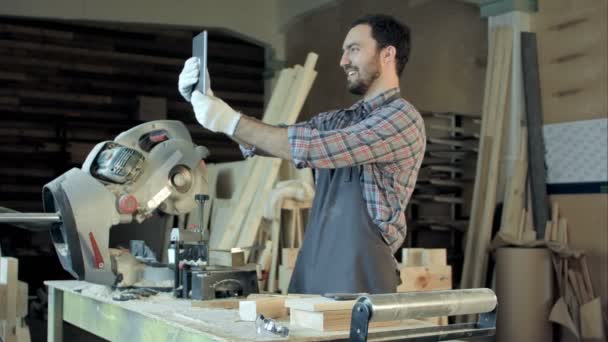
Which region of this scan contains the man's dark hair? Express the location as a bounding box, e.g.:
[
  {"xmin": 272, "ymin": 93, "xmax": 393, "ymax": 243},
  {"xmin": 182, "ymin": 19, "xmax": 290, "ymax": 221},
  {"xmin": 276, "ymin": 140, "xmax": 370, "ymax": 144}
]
[{"xmin": 351, "ymin": 14, "xmax": 411, "ymax": 76}]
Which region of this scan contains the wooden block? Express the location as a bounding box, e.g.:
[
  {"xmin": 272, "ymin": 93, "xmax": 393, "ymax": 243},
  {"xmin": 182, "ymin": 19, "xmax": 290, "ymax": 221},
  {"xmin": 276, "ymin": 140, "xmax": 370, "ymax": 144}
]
[
  {"xmin": 278, "ymin": 265, "xmax": 293, "ymax": 294},
  {"xmin": 281, "ymin": 248, "xmax": 299, "ymax": 268},
  {"xmin": 402, "ymin": 248, "xmax": 447, "ymax": 266},
  {"xmin": 401, "ymin": 248, "xmax": 425, "ymax": 266},
  {"xmin": 208, "ymin": 248, "xmax": 245, "ymax": 267},
  {"xmin": 136, "ymin": 96, "xmax": 167, "ymax": 121},
  {"xmin": 423, "ymin": 249, "xmax": 447, "ymax": 266},
  {"xmin": 239, "ymin": 296, "xmax": 288, "ymax": 321},
  {"xmin": 289, "ymin": 308, "xmax": 399, "ymax": 331},
  {"xmin": 397, "ymin": 265, "xmax": 452, "ymax": 292}
]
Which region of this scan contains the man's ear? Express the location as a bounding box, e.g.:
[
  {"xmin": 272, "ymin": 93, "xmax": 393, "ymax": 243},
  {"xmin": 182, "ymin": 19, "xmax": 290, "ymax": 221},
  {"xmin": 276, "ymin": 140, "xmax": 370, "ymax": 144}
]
[{"xmin": 382, "ymin": 46, "xmax": 397, "ymax": 64}]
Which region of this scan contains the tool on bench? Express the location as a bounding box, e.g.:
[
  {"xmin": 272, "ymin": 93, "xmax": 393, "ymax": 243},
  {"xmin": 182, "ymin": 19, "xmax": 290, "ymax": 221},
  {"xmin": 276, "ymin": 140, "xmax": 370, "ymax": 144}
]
[
  {"xmin": 348, "ymin": 288, "xmax": 497, "ymax": 341},
  {"xmin": 255, "ymin": 314, "xmax": 290, "ymax": 338},
  {"xmin": 112, "ymin": 287, "xmax": 159, "ymax": 301},
  {"xmin": 171, "ymin": 194, "xmax": 258, "ymax": 300},
  {"xmin": 0, "ymin": 120, "xmax": 210, "ymax": 286}
]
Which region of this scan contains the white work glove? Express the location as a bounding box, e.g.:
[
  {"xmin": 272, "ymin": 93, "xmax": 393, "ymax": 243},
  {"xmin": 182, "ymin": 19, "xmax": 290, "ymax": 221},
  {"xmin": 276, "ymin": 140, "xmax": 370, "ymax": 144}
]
[
  {"xmin": 191, "ymin": 90, "xmax": 242, "ymax": 136},
  {"xmin": 178, "ymin": 57, "xmax": 212, "ymax": 102}
]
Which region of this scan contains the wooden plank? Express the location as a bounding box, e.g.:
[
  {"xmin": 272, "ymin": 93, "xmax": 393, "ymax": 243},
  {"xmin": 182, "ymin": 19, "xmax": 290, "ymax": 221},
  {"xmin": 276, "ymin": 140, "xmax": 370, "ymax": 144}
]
[
  {"xmin": 499, "ymin": 131, "xmax": 528, "ymax": 239},
  {"xmin": 289, "ymin": 308, "xmax": 399, "ymax": 331},
  {"xmin": 0, "ymin": 257, "xmax": 18, "ymax": 342},
  {"xmin": 401, "ymin": 248, "xmax": 447, "ymax": 267},
  {"xmin": 208, "ymin": 67, "xmax": 299, "ymax": 251},
  {"xmin": 522, "ymin": 32, "xmax": 550, "ymax": 239},
  {"xmin": 238, "ymin": 296, "xmax": 288, "ymax": 321},
  {"xmin": 233, "ymin": 54, "xmax": 318, "ymax": 253},
  {"xmin": 278, "ymin": 265, "xmax": 293, "ymax": 294},
  {"xmin": 285, "ymin": 296, "xmax": 355, "ymax": 312},
  {"xmin": 462, "ymin": 26, "xmax": 513, "ymax": 291},
  {"xmin": 470, "ymin": 26, "xmax": 513, "ymax": 289},
  {"xmin": 281, "ymin": 248, "xmax": 299, "ymax": 268},
  {"xmin": 397, "ymin": 265, "xmax": 452, "ymax": 292}
]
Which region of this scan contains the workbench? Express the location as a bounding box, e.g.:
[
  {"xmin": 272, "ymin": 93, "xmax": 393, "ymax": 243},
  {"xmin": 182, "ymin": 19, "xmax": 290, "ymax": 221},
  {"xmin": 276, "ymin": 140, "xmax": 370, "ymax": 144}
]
[{"xmin": 45, "ymin": 281, "xmax": 434, "ymax": 342}]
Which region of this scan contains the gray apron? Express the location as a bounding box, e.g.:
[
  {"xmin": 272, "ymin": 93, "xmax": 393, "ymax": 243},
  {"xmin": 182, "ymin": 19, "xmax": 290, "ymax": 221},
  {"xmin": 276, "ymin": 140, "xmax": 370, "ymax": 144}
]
[{"xmin": 288, "ymin": 164, "xmax": 399, "ymax": 294}]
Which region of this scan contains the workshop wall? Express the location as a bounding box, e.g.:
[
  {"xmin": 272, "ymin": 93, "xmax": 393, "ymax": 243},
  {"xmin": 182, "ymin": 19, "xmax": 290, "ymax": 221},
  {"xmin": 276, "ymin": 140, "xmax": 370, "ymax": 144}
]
[
  {"xmin": 285, "ymin": 0, "xmax": 487, "ymax": 120},
  {"xmin": 0, "ymin": 0, "xmax": 285, "ymax": 59},
  {"xmin": 537, "ymin": 0, "xmax": 608, "ymax": 316}
]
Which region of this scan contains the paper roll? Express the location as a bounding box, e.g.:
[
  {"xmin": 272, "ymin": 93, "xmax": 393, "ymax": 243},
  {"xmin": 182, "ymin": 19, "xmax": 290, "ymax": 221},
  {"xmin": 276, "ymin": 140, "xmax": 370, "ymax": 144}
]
[{"xmin": 496, "ymin": 247, "xmax": 554, "ymax": 342}]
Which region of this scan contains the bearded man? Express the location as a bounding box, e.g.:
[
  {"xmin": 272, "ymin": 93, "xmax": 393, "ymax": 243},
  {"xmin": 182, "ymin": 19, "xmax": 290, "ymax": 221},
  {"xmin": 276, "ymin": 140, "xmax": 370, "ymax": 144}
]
[{"xmin": 178, "ymin": 14, "xmax": 426, "ymax": 294}]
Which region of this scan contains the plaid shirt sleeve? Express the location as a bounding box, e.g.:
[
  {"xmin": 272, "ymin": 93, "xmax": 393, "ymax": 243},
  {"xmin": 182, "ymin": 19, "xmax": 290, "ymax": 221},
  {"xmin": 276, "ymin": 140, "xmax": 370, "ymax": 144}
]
[{"xmin": 288, "ymin": 104, "xmax": 424, "ymax": 169}]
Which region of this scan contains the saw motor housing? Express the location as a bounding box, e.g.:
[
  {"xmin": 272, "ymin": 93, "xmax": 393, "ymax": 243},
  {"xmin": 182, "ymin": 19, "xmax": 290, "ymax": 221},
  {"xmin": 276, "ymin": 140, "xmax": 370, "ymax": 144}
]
[{"xmin": 43, "ymin": 120, "xmax": 209, "ymax": 286}]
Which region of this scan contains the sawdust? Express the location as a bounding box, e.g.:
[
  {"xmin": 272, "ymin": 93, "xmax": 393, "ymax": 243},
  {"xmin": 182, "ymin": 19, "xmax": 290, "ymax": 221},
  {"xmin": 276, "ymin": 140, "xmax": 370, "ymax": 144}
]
[
  {"xmin": 131, "ymin": 279, "xmax": 174, "ymax": 288},
  {"xmin": 77, "ymin": 283, "xmax": 114, "ymax": 298}
]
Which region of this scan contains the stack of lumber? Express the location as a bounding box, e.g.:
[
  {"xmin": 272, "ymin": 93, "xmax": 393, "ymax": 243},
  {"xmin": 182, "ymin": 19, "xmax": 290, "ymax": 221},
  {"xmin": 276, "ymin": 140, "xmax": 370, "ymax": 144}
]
[
  {"xmin": 490, "ymin": 130, "xmax": 538, "ymax": 246},
  {"xmin": 0, "ymin": 257, "xmax": 31, "ymax": 342},
  {"xmin": 0, "ymin": 17, "xmax": 266, "ymax": 211},
  {"xmin": 398, "ymin": 248, "xmax": 451, "ymax": 325},
  {"xmin": 204, "ymin": 53, "xmax": 318, "ymax": 266},
  {"xmin": 460, "ymin": 25, "xmax": 513, "ymax": 291}
]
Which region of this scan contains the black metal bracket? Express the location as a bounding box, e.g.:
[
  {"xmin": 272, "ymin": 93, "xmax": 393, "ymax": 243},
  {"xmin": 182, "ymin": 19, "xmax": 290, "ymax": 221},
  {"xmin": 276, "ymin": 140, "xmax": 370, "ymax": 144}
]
[{"xmin": 349, "ymin": 304, "xmax": 496, "ymax": 342}]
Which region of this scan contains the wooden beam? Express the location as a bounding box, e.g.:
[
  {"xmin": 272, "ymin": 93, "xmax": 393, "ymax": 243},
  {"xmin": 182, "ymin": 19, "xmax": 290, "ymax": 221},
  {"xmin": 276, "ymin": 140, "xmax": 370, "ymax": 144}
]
[
  {"xmin": 281, "ymin": 248, "xmax": 299, "ymax": 268},
  {"xmin": 522, "ymin": 32, "xmax": 549, "ymax": 238},
  {"xmin": 462, "ymin": 26, "xmax": 513, "ymax": 291}
]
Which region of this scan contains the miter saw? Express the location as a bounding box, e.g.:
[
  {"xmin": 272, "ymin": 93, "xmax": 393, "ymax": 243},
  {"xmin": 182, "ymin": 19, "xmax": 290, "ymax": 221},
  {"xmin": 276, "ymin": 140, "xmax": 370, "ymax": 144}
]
[
  {"xmin": 0, "ymin": 120, "xmax": 258, "ymax": 298},
  {"xmin": 40, "ymin": 120, "xmax": 210, "ymax": 286}
]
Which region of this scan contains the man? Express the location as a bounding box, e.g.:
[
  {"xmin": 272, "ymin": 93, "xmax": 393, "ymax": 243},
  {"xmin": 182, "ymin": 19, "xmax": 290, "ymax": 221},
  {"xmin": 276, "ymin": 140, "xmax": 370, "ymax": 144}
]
[{"xmin": 178, "ymin": 14, "xmax": 426, "ymax": 294}]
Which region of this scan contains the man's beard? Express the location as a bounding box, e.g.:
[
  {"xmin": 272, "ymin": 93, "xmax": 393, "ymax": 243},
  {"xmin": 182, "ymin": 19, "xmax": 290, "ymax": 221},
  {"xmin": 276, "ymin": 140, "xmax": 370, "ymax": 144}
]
[{"xmin": 346, "ymin": 59, "xmax": 381, "ymax": 95}]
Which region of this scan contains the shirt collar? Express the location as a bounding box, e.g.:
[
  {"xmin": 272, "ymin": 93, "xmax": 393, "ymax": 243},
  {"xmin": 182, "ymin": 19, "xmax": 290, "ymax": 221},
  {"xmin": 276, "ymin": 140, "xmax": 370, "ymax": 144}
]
[{"xmin": 348, "ymin": 88, "xmax": 401, "ymax": 113}]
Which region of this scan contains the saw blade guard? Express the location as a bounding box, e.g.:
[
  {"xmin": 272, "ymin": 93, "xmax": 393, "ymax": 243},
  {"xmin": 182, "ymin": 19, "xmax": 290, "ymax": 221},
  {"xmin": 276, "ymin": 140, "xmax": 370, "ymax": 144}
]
[{"xmin": 43, "ymin": 120, "xmax": 210, "ymax": 286}]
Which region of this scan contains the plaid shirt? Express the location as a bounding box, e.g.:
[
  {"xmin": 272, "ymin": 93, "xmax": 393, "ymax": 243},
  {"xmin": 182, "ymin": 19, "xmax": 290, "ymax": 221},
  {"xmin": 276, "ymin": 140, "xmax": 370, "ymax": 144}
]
[{"xmin": 287, "ymin": 88, "xmax": 426, "ymax": 253}]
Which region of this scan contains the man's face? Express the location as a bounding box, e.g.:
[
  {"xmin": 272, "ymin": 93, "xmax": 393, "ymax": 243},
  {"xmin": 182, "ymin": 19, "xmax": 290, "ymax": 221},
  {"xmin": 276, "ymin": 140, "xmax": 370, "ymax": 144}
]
[{"xmin": 340, "ymin": 24, "xmax": 382, "ymax": 95}]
